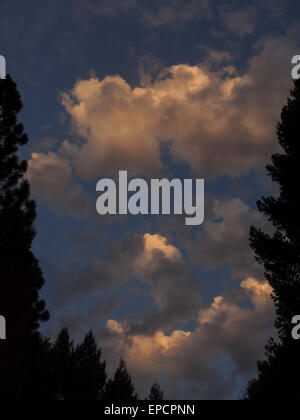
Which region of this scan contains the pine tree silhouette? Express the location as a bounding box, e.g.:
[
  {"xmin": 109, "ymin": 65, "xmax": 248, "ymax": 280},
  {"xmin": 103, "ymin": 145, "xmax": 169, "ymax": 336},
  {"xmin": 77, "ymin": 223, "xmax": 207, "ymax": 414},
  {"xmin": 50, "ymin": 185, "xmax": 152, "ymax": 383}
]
[
  {"xmin": 246, "ymin": 79, "xmax": 300, "ymax": 399},
  {"xmin": 147, "ymin": 382, "xmax": 164, "ymax": 401},
  {"xmin": 104, "ymin": 359, "xmax": 138, "ymax": 401},
  {"xmin": 22, "ymin": 332, "xmax": 55, "ymax": 400},
  {"xmin": 0, "ymin": 75, "xmax": 49, "ymax": 399},
  {"xmin": 73, "ymin": 330, "xmax": 107, "ymax": 400},
  {"xmin": 51, "ymin": 328, "xmax": 76, "ymax": 400},
  {"xmin": 21, "ymin": 328, "xmax": 108, "ymax": 400}
]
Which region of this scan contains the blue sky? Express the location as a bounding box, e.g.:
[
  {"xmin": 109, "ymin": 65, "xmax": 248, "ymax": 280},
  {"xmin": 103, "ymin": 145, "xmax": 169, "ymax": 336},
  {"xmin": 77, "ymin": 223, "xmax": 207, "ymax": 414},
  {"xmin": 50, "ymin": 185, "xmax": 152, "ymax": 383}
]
[{"xmin": 1, "ymin": 0, "xmax": 299, "ymax": 399}]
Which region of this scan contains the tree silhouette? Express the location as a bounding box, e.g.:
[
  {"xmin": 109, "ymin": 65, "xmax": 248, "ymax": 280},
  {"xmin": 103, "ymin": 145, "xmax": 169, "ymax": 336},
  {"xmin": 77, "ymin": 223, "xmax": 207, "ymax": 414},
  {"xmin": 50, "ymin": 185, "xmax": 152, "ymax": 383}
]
[
  {"xmin": 51, "ymin": 328, "xmax": 76, "ymax": 400},
  {"xmin": 246, "ymin": 79, "xmax": 300, "ymax": 399},
  {"xmin": 104, "ymin": 359, "xmax": 138, "ymax": 401},
  {"xmin": 22, "ymin": 332, "xmax": 55, "ymax": 400},
  {"xmin": 73, "ymin": 330, "xmax": 107, "ymax": 400},
  {"xmin": 147, "ymin": 382, "xmax": 164, "ymax": 401},
  {"xmin": 0, "ymin": 75, "xmax": 49, "ymax": 399},
  {"xmin": 22, "ymin": 328, "xmax": 108, "ymax": 400}
]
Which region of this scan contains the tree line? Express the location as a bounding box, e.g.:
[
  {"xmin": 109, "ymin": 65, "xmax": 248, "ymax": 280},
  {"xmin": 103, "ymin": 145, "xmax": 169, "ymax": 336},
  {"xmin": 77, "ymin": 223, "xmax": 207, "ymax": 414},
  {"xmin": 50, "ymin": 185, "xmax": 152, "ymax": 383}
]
[{"xmin": 25, "ymin": 328, "xmax": 163, "ymax": 401}]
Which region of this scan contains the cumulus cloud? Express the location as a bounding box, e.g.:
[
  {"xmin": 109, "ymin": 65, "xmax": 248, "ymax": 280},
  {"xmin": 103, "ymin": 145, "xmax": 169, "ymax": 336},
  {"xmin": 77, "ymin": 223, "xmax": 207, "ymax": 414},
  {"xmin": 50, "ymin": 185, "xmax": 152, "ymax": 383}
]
[
  {"xmin": 27, "ymin": 35, "xmax": 297, "ymax": 221},
  {"xmin": 130, "ymin": 234, "xmax": 202, "ymax": 334},
  {"xmin": 103, "ymin": 277, "xmax": 274, "ymax": 399},
  {"xmin": 57, "ymin": 36, "xmax": 294, "ymax": 183},
  {"xmin": 139, "ymin": 233, "xmax": 182, "ymax": 264},
  {"xmin": 60, "ymin": 73, "xmax": 164, "ymax": 178},
  {"xmin": 55, "ymin": 232, "xmax": 202, "ymax": 333}
]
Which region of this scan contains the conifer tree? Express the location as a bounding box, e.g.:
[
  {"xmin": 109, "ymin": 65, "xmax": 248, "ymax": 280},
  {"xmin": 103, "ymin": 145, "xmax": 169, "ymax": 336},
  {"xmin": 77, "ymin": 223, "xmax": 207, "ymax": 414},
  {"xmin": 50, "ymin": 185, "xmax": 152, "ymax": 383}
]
[
  {"xmin": 104, "ymin": 359, "xmax": 138, "ymax": 401},
  {"xmin": 73, "ymin": 330, "xmax": 107, "ymax": 400},
  {"xmin": 246, "ymin": 79, "xmax": 300, "ymax": 399},
  {"xmin": 0, "ymin": 75, "xmax": 49, "ymax": 399},
  {"xmin": 22, "ymin": 328, "xmax": 107, "ymax": 400},
  {"xmin": 51, "ymin": 328, "xmax": 75, "ymax": 400},
  {"xmin": 147, "ymin": 382, "xmax": 164, "ymax": 401},
  {"xmin": 22, "ymin": 332, "xmax": 55, "ymax": 400}
]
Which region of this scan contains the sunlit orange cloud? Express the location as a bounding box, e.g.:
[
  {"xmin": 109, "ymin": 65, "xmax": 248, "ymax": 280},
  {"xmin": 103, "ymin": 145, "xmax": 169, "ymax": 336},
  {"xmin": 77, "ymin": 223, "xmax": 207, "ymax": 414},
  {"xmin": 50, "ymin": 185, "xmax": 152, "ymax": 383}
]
[
  {"xmin": 141, "ymin": 233, "xmax": 182, "ymax": 263},
  {"xmin": 27, "ymin": 36, "xmax": 296, "ymax": 218},
  {"xmin": 104, "ymin": 278, "xmax": 274, "ymax": 398},
  {"xmin": 59, "ymin": 37, "xmax": 293, "ymax": 180}
]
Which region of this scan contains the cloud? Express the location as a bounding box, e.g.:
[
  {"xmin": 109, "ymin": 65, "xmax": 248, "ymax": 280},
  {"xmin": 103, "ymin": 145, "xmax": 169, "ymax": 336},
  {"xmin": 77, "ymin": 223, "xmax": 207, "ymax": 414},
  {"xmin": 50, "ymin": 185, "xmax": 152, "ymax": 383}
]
[
  {"xmin": 71, "ymin": 0, "xmax": 211, "ymax": 27},
  {"xmin": 67, "ymin": 0, "xmax": 293, "ymax": 39},
  {"xmin": 55, "ymin": 233, "xmax": 144, "ymax": 303},
  {"xmin": 61, "ymin": 74, "xmax": 163, "ymax": 178},
  {"xmin": 28, "ymin": 152, "xmax": 91, "ymax": 218},
  {"xmin": 139, "ymin": 233, "xmax": 182, "ymax": 264},
  {"xmin": 45, "ymin": 297, "xmax": 121, "ymax": 340},
  {"xmin": 217, "ymin": 1, "xmax": 291, "ymax": 38},
  {"xmin": 130, "ymin": 234, "xmax": 202, "ymax": 334},
  {"xmin": 32, "ymin": 136, "xmax": 58, "ymax": 153},
  {"xmin": 220, "ymin": 6, "xmax": 257, "ymax": 37},
  {"xmin": 57, "ymin": 36, "xmax": 295, "ymax": 184},
  {"xmin": 140, "ymin": 0, "xmax": 211, "ymax": 27},
  {"xmin": 25, "ymin": 28, "xmax": 295, "ymax": 400},
  {"xmin": 52, "ymin": 228, "xmax": 274, "ymax": 399},
  {"xmin": 27, "ymin": 36, "xmax": 297, "ymax": 221},
  {"xmin": 54, "ymin": 232, "xmax": 202, "ymax": 334},
  {"xmin": 103, "ymin": 277, "xmax": 274, "ymax": 399},
  {"xmin": 188, "ymin": 198, "xmax": 270, "ymax": 279},
  {"xmin": 70, "ymin": 1, "xmax": 289, "ymax": 31}
]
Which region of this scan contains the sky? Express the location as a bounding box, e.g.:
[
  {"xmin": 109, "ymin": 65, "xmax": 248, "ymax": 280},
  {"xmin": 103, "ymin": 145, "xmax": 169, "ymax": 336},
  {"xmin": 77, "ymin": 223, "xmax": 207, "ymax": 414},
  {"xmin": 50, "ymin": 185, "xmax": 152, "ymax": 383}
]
[{"xmin": 1, "ymin": 0, "xmax": 299, "ymax": 400}]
